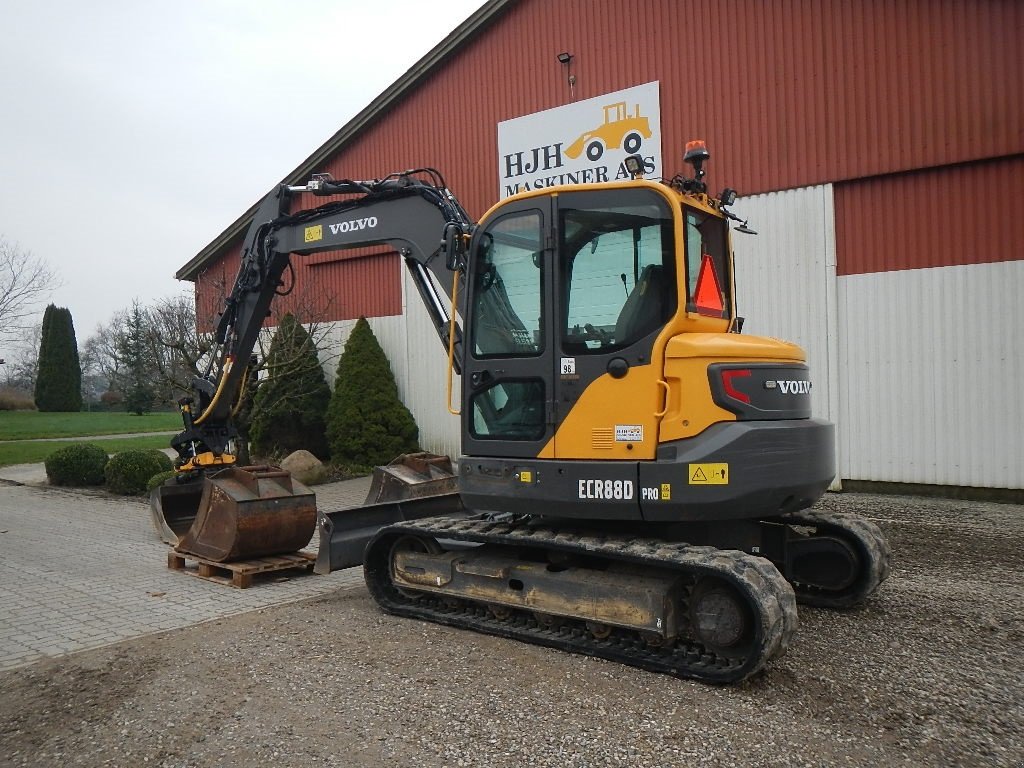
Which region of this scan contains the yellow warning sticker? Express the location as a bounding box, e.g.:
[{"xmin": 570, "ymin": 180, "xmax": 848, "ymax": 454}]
[
  {"xmin": 688, "ymin": 463, "xmax": 729, "ymax": 485},
  {"xmin": 519, "ymin": 470, "xmax": 533, "ymax": 483},
  {"xmin": 660, "ymin": 483, "xmax": 672, "ymax": 500},
  {"xmin": 305, "ymin": 224, "xmax": 323, "ymax": 242}
]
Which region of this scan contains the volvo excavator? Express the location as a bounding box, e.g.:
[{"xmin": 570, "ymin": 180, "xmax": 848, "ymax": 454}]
[{"xmin": 153, "ymin": 143, "xmax": 889, "ymax": 684}]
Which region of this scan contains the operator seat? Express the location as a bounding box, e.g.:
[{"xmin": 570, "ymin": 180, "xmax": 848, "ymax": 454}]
[{"xmin": 614, "ymin": 264, "xmax": 666, "ymax": 344}]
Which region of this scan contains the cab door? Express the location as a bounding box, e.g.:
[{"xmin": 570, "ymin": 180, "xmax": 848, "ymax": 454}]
[
  {"xmin": 551, "ymin": 187, "xmax": 678, "ymax": 460},
  {"xmin": 460, "ymin": 198, "xmax": 556, "ymax": 459}
]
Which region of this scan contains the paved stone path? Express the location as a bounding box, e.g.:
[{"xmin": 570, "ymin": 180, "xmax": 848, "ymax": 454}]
[{"xmin": 0, "ymin": 475, "xmax": 374, "ymax": 671}]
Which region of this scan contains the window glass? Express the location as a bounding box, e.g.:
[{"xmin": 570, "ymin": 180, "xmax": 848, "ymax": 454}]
[
  {"xmin": 470, "ymin": 211, "xmax": 544, "ymax": 357},
  {"xmin": 470, "ymin": 380, "xmax": 545, "ymax": 440},
  {"xmin": 561, "ymin": 191, "xmax": 676, "ymax": 353},
  {"xmin": 684, "ymin": 210, "xmax": 730, "ymax": 318}
]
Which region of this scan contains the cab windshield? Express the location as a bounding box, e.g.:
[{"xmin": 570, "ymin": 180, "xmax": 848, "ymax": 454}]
[{"xmin": 559, "ymin": 189, "xmax": 676, "ymax": 353}]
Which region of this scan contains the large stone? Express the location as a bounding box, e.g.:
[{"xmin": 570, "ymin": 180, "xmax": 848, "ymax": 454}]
[{"xmin": 280, "ymin": 450, "xmax": 324, "ymax": 485}]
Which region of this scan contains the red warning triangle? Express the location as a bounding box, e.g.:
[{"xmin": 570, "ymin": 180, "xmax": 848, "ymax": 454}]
[{"xmin": 694, "ymin": 254, "xmax": 724, "ymax": 317}]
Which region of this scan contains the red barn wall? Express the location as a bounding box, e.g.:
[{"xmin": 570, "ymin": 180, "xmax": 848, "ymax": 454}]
[{"xmin": 194, "ymin": 0, "xmax": 1023, "ymax": 324}]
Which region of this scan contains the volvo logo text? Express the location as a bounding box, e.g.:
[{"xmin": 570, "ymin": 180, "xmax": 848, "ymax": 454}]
[
  {"xmin": 768, "ymin": 380, "xmax": 812, "ymax": 394},
  {"xmin": 329, "ymin": 216, "xmax": 378, "ymax": 235}
]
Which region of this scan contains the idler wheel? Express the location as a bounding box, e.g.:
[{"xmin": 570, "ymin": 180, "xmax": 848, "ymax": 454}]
[{"xmin": 689, "ymin": 578, "xmax": 753, "ymax": 652}]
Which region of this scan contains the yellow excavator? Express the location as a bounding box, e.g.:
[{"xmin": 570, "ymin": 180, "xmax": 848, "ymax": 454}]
[{"xmin": 152, "ymin": 143, "xmax": 889, "ymax": 684}]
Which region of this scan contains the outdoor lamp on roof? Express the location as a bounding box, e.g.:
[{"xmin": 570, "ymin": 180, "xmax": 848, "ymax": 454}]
[{"xmin": 624, "ymin": 154, "xmax": 645, "ymax": 179}]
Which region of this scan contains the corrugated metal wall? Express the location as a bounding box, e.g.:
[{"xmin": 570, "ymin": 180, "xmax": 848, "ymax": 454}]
[
  {"xmin": 731, "ymin": 185, "xmax": 841, "ymax": 489},
  {"xmin": 303, "ymin": 0, "xmax": 1022, "ymax": 206},
  {"xmin": 837, "ymin": 260, "xmax": 1024, "ymax": 489}
]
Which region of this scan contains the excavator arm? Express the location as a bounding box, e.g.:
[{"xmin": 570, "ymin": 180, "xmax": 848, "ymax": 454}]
[
  {"xmin": 175, "ymin": 170, "xmax": 472, "ymax": 464},
  {"xmin": 151, "ymin": 170, "xmax": 472, "ymax": 562}
]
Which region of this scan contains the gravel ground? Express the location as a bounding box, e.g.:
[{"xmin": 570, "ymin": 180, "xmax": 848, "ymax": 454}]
[{"xmin": 2, "ymin": 491, "xmax": 1022, "ymax": 768}]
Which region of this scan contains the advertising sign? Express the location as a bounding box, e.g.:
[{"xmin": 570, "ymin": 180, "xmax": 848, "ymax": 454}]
[{"xmin": 497, "ymin": 81, "xmax": 662, "ymax": 199}]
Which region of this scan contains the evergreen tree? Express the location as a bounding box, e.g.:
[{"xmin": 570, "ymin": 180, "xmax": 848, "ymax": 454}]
[
  {"xmin": 116, "ymin": 301, "xmax": 156, "ymax": 415},
  {"xmin": 33, "ymin": 304, "xmax": 82, "ymax": 412},
  {"xmin": 249, "ymin": 314, "xmax": 331, "ymax": 459},
  {"xmin": 327, "ymin": 317, "xmax": 419, "ymax": 467}
]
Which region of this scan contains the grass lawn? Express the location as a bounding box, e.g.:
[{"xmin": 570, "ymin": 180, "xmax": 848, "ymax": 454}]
[
  {"xmin": 0, "ymin": 435, "xmax": 174, "ymax": 468},
  {"xmin": 0, "ymin": 411, "xmax": 181, "ymax": 441}
]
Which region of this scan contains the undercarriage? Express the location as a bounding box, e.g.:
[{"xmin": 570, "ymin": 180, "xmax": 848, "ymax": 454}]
[{"xmin": 316, "ymin": 499, "xmax": 890, "ymax": 683}]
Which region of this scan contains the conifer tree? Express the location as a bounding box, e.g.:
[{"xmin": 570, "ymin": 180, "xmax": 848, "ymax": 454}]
[
  {"xmin": 327, "ymin": 317, "xmax": 419, "ymax": 467},
  {"xmin": 33, "ymin": 304, "xmax": 82, "ymax": 412},
  {"xmin": 250, "ymin": 313, "xmax": 331, "ymax": 459},
  {"xmin": 117, "ymin": 301, "xmax": 156, "ymax": 415}
]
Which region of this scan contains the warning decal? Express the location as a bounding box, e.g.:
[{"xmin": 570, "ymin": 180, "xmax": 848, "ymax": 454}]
[{"xmin": 688, "ymin": 463, "xmax": 729, "ymax": 485}]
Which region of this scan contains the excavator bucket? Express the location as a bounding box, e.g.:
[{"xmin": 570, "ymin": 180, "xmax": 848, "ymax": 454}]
[
  {"xmin": 364, "ymin": 452, "xmax": 459, "ymax": 504},
  {"xmin": 151, "ymin": 465, "xmax": 317, "ymax": 562}
]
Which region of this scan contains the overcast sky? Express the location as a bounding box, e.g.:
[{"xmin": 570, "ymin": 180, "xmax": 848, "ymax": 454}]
[{"xmin": 0, "ymin": 0, "xmax": 484, "ymax": 349}]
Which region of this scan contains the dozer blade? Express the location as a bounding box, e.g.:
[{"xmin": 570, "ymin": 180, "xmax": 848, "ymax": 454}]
[
  {"xmin": 166, "ymin": 465, "xmax": 317, "ymax": 562},
  {"xmin": 315, "ymin": 491, "xmax": 466, "ymax": 575},
  {"xmin": 364, "ymin": 452, "xmax": 459, "ymax": 505}
]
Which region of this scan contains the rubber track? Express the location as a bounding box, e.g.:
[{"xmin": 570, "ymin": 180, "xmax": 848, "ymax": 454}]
[
  {"xmin": 364, "ymin": 517, "xmax": 799, "ymax": 684},
  {"xmin": 781, "ymin": 511, "xmax": 891, "ymax": 609}
]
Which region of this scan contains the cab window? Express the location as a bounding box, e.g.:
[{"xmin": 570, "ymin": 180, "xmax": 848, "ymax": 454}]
[
  {"xmin": 684, "ymin": 209, "xmax": 730, "ymax": 318},
  {"xmin": 560, "ymin": 190, "xmax": 676, "ymax": 353},
  {"xmin": 470, "ymin": 211, "xmax": 544, "ymax": 358}
]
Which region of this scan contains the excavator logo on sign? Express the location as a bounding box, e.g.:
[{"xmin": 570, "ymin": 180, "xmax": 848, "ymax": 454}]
[{"xmin": 688, "ymin": 463, "xmax": 729, "ymax": 485}]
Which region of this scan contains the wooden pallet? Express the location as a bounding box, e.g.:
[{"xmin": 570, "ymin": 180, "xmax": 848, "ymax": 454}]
[{"xmin": 167, "ymin": 550, "xmax": 316, "ymax": 588}]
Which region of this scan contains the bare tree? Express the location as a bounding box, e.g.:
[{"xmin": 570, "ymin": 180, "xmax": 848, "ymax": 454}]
[
  {"xmin": 0, "ymin": 237, "xmax": 59, "ymax": 343},
  {"xmin": 0, "ymin": 324, "xmax": 43, "ymax": 392},
  {"xmin": 81, "ymin": 311, "xmax": 128, "ymax": 393},
  {"xmin": 144, "ymin": 294, "xmax": 214, "ymax": 406}
]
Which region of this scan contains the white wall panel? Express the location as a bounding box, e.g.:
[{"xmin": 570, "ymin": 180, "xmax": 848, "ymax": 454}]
[{"xmin": 837, "ymin": 261, "xmax": 1024, "ymax": 488}]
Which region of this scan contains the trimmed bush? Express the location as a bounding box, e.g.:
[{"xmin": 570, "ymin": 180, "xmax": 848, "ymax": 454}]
[
  {"xmin": 45, "ymin": 443, "xmax": 108, "ymax": 486},
  {"xmin": 105, "ymin": 449, "xmax": 169, "ymax": 495},
  {"xmin": 327, "ymin": 317, "xmax": 419, "ymax": 467},
  {"xmin": 146, "ymin": 469, "xmax": 178, "ymax": 493},
  {"xmin": 148, "ymin": 450, "xmax": 174, "ymax": 473}
]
